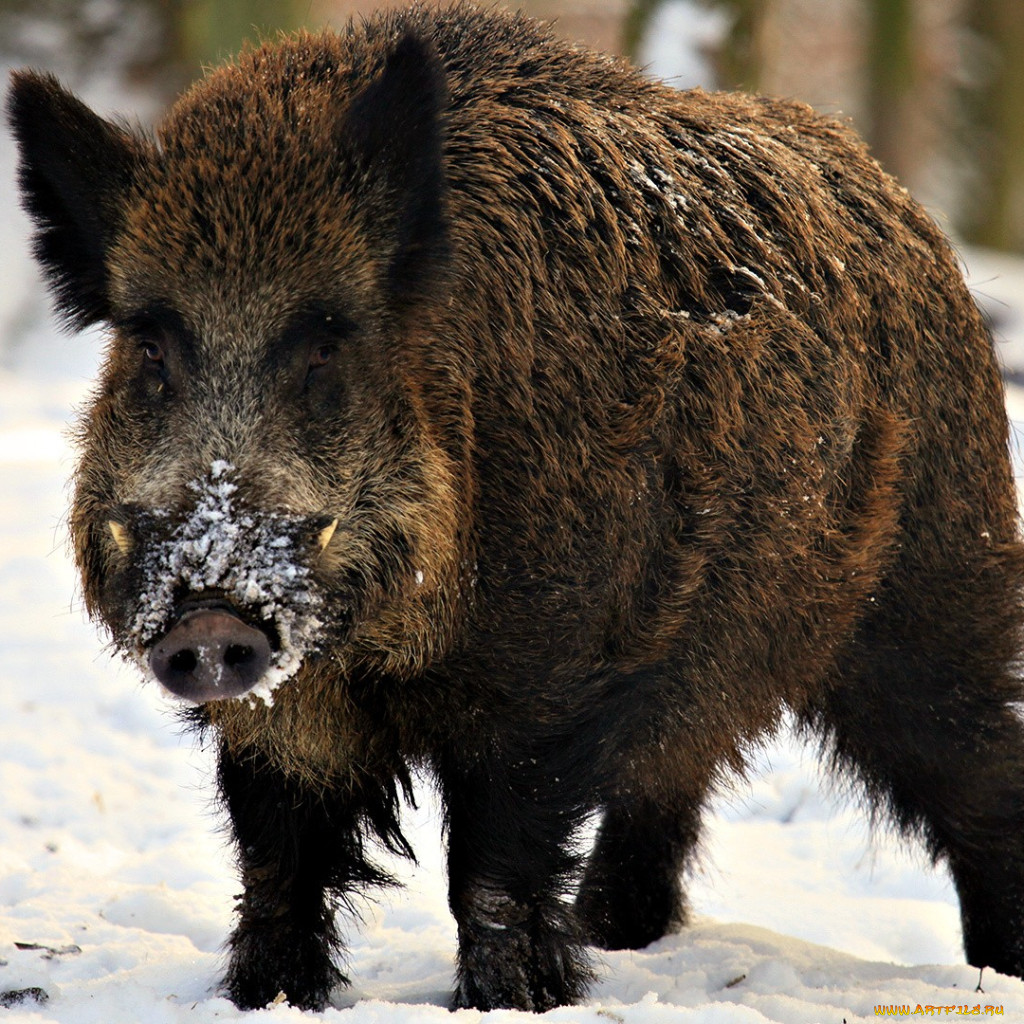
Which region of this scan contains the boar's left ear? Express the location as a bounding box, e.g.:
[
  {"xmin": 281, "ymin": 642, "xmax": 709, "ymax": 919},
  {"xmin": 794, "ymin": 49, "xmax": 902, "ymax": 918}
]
[
  {"xmin": 342, "ymin": 32, "xmax": 450, "ymax": 314},
  {"xmin": 6, "ymin": 71, "xmax": 145, "ymax": 329}
]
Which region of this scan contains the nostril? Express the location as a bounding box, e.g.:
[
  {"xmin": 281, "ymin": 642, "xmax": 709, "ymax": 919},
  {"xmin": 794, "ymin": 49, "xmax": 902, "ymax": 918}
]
[
  {"xmin": 224, "ymin": 644, "xmax": 254, "ymax": 668},
  {"xmin": 169, "ymin": 649, "xmax": 198, "ymax": 673}
]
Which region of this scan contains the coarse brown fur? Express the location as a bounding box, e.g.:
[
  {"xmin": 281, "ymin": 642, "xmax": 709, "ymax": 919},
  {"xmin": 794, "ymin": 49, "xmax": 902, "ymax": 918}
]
[{"xmin": 9, "ymin": 2, "xmax": 1024, "ymax": 1012}]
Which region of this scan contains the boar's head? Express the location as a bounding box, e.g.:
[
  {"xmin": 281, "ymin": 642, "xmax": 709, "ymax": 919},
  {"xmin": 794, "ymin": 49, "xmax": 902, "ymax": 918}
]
[{"xmin": 8, "ymin": 34, "xmax": 468, "ymax": 703}]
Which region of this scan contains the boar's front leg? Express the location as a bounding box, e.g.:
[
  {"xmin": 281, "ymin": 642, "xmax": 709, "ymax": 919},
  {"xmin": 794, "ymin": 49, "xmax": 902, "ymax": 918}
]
[
  {"xmin": 438, "ymin": 743, "xmax": 595, "ymax": 1012},
  {"xmin": 217, "ymin": 742, "xmax": 406, "ymax": 1011}
]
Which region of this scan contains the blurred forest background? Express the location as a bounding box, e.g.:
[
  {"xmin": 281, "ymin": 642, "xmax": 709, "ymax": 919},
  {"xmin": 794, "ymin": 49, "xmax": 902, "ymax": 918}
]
[{"xmin": 0, "ymin": 0, "xmax": 1022, "ymax": 254}]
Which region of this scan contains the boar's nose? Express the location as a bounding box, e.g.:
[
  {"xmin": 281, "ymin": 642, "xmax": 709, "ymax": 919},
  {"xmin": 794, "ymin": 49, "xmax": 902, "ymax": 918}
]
[{"xmin": 149, "ymin": 608, "xmax": 272, "ymax": 702}]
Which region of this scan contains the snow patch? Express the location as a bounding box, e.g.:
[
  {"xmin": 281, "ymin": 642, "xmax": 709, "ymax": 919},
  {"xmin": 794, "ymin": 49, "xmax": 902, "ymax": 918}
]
[{"xmin": 129, "ymin": 462, "xmax": 322, "ymax": 705}]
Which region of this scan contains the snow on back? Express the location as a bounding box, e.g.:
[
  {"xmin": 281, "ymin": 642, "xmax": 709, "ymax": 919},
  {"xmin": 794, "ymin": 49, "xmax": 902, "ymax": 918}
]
[{"xmin": 130, "ymin": 462, "xmax": 322, "ymax": 704}]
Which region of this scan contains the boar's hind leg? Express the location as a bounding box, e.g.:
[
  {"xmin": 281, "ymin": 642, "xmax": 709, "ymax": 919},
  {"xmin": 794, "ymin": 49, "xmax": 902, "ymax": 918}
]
[
  {"xmin": 575, "ymin": 786, "xmax": 704, "ymax": 950},
  {"xmin": 218, "ymin": 743, "xmax": 408, "ymax": 1010},
  {"xmin": 438, "ymin": 746, "xmax": 595, "ymax": 1012},
  {"xmin": 801, "ymin": 551, "xmax": 1024, "ymax": 979}
]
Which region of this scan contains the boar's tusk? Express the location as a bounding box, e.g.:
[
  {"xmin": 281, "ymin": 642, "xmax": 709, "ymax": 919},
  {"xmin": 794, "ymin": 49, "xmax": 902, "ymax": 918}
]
[
  {"xmin": 108, "ymin": 520, "xmax": 132, "ymax": 555},
  {"xmin": 316, "ymin": 518, "xmax": 339, "ymax": 553}
]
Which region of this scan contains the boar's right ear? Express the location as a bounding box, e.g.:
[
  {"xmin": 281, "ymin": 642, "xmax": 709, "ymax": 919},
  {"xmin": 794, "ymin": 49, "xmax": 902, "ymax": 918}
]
[
  {"xmin": 7, "ymin": 71, "xmax": 144, "ymax": 329},
  {"xmin": 342, "ymin": 33, "xmax": 450, "ymax": 314}
]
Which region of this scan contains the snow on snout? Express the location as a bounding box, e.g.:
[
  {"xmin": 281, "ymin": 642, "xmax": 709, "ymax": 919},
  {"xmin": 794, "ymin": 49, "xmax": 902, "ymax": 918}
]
[{"xmin": 129, "ymin": 461, "xmax": 322, "ymax": 703}]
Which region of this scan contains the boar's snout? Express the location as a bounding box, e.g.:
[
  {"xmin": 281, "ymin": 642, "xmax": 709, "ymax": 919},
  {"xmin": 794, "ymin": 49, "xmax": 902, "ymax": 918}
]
[{"xmin": 150, "ymin": 606, "xmax": 272, "ymax": 702}]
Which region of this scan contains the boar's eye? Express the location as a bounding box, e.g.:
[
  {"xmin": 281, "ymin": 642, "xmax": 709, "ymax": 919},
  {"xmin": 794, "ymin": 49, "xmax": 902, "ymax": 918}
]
[
  {"xmin": 308, "ymin": 344, "xmax": 334, "ymax": 370},
  {"xmin": 141, "ymin": 339, "xmax": 165, "ymax": 366},
  {"xmin": 118, "ymin": 305, "xmax": 188, "ymax": 388},
  {"xmin": 136, "ymin": 331, "xmax": 169, "ymax": 384},
  {"xmin": 280, "ymin": 307, "xmax": 354, "ymax": 392}
]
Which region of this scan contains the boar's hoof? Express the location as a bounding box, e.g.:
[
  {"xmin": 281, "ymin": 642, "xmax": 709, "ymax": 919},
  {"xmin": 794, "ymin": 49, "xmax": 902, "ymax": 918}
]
[{"xmin": 150, "ymin": 608, "xmax": 271, "ymax": 702}]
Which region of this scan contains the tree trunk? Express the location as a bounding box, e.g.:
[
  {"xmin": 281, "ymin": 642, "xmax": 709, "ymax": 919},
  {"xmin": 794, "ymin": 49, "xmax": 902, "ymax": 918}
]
[
  {"xmin": 623, "ymin": 0, "xmax": 662, "ymax": 59},
  {"xmin": 623, "ymin": 0, "xmax": 766, "ymax": 91},
  {"xmin": 960, "ymin": 0, "xmax": 1024, "ymax": 252},
  {"xmin": 863, "ymin": 0, "xmax": 916, "ymax": 183},
  {"xmin": 717, "ymin": 0, "xmax": 768, "ymax": 92},
  {"xmin": 177, "ymin": 0, "xmax": 307, "ymax": 74}
]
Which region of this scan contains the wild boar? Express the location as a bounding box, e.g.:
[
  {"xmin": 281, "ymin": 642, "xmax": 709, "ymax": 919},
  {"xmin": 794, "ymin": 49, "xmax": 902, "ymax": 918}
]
[{"xmin": 9, "ymin": 1, "xmax": 1024, "ymax": 1012}]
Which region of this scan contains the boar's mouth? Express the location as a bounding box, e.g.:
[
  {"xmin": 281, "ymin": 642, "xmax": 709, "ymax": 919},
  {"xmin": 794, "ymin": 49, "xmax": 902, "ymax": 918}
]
[{"xmin": 148, "ymin": 596, "xmax": 276, "ymax": 703}]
